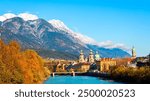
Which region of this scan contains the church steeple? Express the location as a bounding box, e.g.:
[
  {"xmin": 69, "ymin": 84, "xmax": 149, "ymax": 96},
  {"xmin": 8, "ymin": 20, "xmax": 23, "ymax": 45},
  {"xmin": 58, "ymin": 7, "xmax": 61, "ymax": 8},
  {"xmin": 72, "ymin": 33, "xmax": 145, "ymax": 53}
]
[
  {"xmin": 132, "ymin": 46, "xmax": 136, "ymax": 58},
  {"xmin": 79, "ymin": 50, "xmax": 85, "ymax": 63},
  {"xmin": 95, "ymin": 51, "xmax": 100, "ymax": 61},
  {"xmin": 89, "ymin": 50, "xmax": 94, "ymax": 63}
]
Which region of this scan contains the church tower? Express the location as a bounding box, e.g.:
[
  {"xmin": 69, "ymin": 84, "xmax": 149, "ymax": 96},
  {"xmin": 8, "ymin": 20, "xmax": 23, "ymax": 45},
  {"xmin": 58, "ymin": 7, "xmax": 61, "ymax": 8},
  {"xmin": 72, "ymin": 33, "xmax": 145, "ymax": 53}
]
[
  {"xmin": 132, "ymin": 46, "xmax": 136, "ymax": 58},
  {"xmin": 95, "ymin": 51, "xmax": 100, "ymax": 61},
  {"xmin": 79, "ymin": 50, "xmax": 85, "ymax": 63},
  {"xmin": 148, "ymin": 53, "xmax": 150, "ymax": 65},
  {"xmin": 89, "ymin": 50, "xmax": 94, "ymax": 63}
]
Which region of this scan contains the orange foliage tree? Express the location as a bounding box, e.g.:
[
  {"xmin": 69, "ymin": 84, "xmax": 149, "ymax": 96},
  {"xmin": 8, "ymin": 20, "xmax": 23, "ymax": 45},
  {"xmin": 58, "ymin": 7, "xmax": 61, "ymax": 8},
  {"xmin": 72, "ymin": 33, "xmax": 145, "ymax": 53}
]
[{"xmin": 0, "ymin": 40, "xmax": 49, "ymax": 84}]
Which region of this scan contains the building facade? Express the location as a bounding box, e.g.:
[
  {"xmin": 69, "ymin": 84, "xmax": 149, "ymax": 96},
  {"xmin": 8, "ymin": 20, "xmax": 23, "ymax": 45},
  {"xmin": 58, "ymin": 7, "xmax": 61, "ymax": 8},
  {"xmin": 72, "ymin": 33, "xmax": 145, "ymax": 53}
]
[
  {"xmin": 95, "ymin": 51, "xmax": 100, "ymax": 61},
  {"xmin": 89, "ymin": 50, "xmax": 94, "ymax": 63},
  {"xmin": 96, "ymin": 58, "xmax": 116, "ymax": 72},
  {"xmin": 79, "ymin": 50, "xmax": 85, "ymax": 63}
]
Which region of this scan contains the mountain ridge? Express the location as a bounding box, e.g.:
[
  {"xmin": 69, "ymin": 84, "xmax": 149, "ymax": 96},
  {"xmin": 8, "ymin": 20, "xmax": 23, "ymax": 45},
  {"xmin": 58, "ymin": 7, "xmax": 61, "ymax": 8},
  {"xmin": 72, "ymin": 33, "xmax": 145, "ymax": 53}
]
[{"xmin": 0, "ymin": 17, "xmax": 130, "ymax": 59}]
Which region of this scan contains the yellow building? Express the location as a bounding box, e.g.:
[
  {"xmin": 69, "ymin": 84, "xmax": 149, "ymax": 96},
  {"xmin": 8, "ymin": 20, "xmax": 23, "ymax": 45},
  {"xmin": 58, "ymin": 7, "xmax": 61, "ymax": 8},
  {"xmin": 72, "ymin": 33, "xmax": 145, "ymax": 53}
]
[
  {"xmin": 89, "ymin": 50, "xmax": 94, "ymax": 63},
  {"xmin": 79, "ymin": 50, "xmax": 85, "ymax": 63},
  {"xmin": 80, "ymin": 63, "xmax": 90, "ymax": 72},
  {"xmin": 96, "ymin": 58, "xmax": 116, "ymax": 72},
  {"xmin": 72, "ymin": 63, "xmax": 90, "ymax": 72}
]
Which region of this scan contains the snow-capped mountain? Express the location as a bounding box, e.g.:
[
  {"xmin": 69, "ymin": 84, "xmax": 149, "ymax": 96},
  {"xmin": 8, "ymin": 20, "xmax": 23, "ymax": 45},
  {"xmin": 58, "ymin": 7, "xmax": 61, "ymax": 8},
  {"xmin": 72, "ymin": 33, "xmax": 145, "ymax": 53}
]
[
  {"xmin": 49, "ymin": 19, "xmax": 96, "ymax": 45},
  {"xmin": 48, "ymin": 19, "xmax": 130, "ymax": 52},
  {"xmin": 0, "ymin": 16, "xmax": 130, "ymax": 59}
]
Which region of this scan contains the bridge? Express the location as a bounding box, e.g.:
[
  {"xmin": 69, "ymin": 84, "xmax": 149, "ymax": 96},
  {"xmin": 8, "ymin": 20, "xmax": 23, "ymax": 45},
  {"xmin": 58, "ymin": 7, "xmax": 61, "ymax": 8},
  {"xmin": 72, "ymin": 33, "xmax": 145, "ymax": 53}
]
[{"xmin": 50, "ymin": 72, "xmax": 86, "ymax": 77}]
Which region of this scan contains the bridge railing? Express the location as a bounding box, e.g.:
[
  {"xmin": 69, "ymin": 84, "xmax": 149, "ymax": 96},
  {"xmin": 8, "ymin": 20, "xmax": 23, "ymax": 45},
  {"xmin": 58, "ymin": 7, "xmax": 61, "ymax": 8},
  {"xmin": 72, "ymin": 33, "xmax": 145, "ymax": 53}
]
[{"xmin": 50, "ymin": 72, "xmax": 86, "ymax": 77}]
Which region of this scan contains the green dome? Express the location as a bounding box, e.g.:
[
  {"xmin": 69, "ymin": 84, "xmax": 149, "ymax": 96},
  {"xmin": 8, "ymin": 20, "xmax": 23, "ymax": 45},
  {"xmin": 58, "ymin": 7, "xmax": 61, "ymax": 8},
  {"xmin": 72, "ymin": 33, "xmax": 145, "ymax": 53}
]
[{"xmin": 95, "ymin": 51, "xmax": 100, "ymax": 60}]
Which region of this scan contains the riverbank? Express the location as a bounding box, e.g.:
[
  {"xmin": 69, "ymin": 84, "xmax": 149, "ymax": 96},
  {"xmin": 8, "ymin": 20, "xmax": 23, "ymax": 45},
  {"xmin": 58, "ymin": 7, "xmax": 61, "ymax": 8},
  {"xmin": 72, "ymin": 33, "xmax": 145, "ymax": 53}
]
[
  {"xmin": 46, "ymin": 68, "xmax": 150, "ymax": 84},
  {"xmin": 109, "ymin": 66, "xmax": 150, "ymax": 84}
]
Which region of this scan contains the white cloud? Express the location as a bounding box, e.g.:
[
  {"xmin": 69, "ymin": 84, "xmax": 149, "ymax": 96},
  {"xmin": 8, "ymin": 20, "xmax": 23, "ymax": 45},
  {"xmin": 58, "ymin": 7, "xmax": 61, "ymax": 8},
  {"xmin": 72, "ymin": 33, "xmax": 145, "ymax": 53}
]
[
  {"xmin": 0, "ymin": 13, "xmax": 38, "ymax": 22},
  {"xmin": 97, "ymin": 40, "xmax": 130, "ymax": 51}
]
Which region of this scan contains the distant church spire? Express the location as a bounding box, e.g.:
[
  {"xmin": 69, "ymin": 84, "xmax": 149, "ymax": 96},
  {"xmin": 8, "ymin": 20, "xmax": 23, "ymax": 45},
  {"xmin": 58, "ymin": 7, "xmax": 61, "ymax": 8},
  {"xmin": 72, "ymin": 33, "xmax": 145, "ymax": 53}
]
[
  {"xmin": 148, "ymin": 53, "xmax": 150, "ymax": 63},
  {"xmin": 79, "ymin": 50, "xmax": 85, "ymax": 63},
  {"xmin": 89, "ymin": 50, "xmax": 94, "ymax": 63},
  {"xmin": 132, "ymin": 46, "xmax": 136, "ymax": 58}
]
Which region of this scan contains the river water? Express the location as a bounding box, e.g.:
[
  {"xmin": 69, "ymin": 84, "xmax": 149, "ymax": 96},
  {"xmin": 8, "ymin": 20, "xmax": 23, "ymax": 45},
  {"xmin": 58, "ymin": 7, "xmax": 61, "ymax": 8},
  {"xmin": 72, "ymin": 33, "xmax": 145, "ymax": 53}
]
[{"xmin": 44, "ymin": 75, "xmax": 122, "ymax": 84}]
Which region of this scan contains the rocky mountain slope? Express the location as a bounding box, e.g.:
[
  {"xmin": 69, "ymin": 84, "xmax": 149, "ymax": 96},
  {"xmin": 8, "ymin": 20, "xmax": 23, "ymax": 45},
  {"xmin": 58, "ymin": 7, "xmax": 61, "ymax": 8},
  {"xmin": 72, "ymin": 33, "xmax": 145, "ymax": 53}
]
[{"xmin": 0, "ymin": 17, "xmax": 130, "ymax": 59}]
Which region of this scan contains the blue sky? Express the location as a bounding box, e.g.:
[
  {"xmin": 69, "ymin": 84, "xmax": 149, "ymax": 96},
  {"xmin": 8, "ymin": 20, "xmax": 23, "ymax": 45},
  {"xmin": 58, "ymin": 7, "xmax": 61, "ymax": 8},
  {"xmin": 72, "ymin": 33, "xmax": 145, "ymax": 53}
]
[{"xmin": 0, "ymin": 0, "xmax": 150, "ymax": 56}]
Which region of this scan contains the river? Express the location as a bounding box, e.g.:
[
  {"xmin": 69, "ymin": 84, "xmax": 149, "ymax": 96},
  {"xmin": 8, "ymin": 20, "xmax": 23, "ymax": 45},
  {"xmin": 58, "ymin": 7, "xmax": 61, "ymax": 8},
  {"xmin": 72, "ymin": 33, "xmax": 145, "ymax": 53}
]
[{"xmin": 44, "ymin": 75, "xmax": 122, "ymax": 84}]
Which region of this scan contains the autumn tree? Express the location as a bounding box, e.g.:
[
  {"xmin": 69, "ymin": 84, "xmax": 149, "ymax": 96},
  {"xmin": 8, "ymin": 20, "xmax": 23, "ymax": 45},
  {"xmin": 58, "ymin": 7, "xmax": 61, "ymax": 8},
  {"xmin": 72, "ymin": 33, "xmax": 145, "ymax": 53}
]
[{"xmin": 0, "ymin": 40, "xmax": 49, "ymax": 84}]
